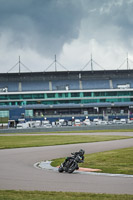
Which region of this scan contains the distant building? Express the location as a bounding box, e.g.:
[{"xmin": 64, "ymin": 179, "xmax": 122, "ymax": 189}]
[{"xmin": 0, "ymin": 69, "xmax": 133, "ymax": 120}]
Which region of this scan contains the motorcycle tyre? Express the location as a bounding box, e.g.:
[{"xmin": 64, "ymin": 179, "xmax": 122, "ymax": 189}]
[
  {"xmin": 58, "ymin": 166, "xmax": 64, "ymax": 173},
  {"xmin": 64, "ymin": 161, "xmax": 71, "ymax": 172}
]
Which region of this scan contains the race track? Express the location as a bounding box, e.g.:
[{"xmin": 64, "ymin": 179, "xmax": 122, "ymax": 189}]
[{"xmin": 0, "ymin": 132, "xmax": 133, "ymax": 194}]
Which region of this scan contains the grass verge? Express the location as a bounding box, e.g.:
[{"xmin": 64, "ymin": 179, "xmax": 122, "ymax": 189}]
[
  {"xmin": 0, "ymin": 190, "xmax": 133, "ymax": 200},
  {"xmin": 0, "ymin": 135, "xmax": 132, "ymax": 149},
  {"xmin": 52, "ymin": 147, "xmax": 133, "ymax": 175}
]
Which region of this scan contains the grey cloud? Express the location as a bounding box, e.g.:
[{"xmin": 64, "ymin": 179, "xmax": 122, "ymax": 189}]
[
  {"xmin": 0, "ymin": 0, "xmax": 86, "ymax": 57},
  {"xmin": 80, "ymin": 0, "xmax": 133, "ymax": 50},
  {"xmin": 0, "ymin": 0, "xmax": 133, "ymax": 60}
]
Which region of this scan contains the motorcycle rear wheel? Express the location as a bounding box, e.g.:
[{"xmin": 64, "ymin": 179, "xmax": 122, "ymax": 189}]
[{"xmin": 58, "ymin": 166, "xmax": 64, "ymax": 173}]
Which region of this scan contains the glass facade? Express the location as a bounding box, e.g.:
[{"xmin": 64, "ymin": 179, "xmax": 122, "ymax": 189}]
[
  {"xmin": 25, "ymin": 110, "xmax": 33, "ymax": 117},
  {"xmin": 0, "ymin": 110, "xmax": 9, "ymax": 117},
  {"xmin": 0, "ymin": 90, "xmax": 133, "ymax": 106}
]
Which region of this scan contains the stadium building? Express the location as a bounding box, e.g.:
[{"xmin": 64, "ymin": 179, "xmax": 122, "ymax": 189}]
[{"xmin": 1, "ymin": 67, "xmax": 133, "ymax": 122}]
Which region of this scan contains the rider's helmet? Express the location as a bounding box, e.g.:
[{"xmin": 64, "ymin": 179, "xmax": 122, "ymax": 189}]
[{"xmin": 79, "ymin": 149, "xmax": 85, "ymax": 155}]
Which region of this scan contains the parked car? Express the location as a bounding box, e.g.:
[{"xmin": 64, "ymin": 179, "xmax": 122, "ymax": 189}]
[
  {"xmin": 34, "ymin": 120, "xmax": 41, "ymax": 127},
  {"xmin": 120, "ymin": 119, "xmax": 127, "ymax": 124},
  {"xmin": 16, "ymin": 122, "xmax": 29, "ymax": 129},
  {"xmin": 74, "ymin": 119, "xmax": 81, "ymax": 126},
  {"xmin": 100, "ymin": 121, "xmax": 108, "ymax": 125},
  {"xmin": 45, "ymin": 123, "xmax": 52, "ymax": 128},
  {"xmin": 83, "ymin": 119, "xmax": 91, "ymax": 126},
  {"xmin": 42, "ymin": 120, "xmax": 50, "ymax": 127},
  {"xmin": 93, "ymin": 118, "xmax": 102, "ymax": 125}
]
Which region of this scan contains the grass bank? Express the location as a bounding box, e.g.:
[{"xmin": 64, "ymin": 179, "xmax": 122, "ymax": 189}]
[
  {"xmin": 0, "ymin": 135, "xmax": 132, "ymax": 149},
  {"xmin": 0, "ymin": 190, "xmax": 133, "ymax": 200},
  {"xmin": 52, "ymin": 147, "xmax": 133, "ymax": 175}
]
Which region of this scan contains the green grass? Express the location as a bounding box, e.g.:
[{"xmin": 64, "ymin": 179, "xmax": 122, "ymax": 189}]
[
  {"xmin": 0, "ymin": 135, "xmax": 132, "ymax": 149},
  {"xmin": 0, "ymin": 190, "xmax": 133, "ymax": 200},
  {"xmin": 52, "ymin": 147, "xmax": 133, "ymax": 175},
  {"xmin": 82, "ymin": 147, "xmax": 133, "ymax": 174}
]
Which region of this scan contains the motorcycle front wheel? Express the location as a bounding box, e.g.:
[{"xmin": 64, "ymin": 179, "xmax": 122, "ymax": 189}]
[{"xmin": 58, "ymin": 165, "xmax": 64, "ymax": 173}]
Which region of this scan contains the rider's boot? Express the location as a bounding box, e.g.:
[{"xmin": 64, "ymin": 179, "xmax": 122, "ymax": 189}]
[{"xmin": 76, "ymin": 165, "xmax": 79, "ymax": 170}]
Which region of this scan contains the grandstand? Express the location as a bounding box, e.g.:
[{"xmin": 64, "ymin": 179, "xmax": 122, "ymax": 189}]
[{"xmin": 0, "ymin": 69, "xmax": 133, "ymax": 121}]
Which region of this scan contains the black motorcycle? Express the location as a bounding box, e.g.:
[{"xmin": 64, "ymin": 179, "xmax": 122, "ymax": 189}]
[{"xmin": 58, "ymin": 149, "xmax": 85, "ymax": 173}]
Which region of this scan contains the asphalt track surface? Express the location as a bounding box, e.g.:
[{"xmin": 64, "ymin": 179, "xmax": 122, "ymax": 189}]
[{"xmin": 0, "ymin": 132, "xmax": 133, "ymax": 194}]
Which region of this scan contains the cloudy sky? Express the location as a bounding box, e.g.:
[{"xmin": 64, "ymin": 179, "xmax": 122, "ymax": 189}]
[{"xmin": 0, "ymin": 0, "xmax": 133, "ymax": 72}]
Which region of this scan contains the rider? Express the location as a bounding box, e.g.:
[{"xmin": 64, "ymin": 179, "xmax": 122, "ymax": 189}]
[
  {"xmin": 72, "ymin": 149, "xmax": 85, "ymax": 162},
  {"xmin": 63, "ymin": 149, "xmax": 85, "ymax": 168}
]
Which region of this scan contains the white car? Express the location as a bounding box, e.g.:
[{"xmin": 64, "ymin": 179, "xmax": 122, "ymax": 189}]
[
  {"xmin": 120, "ymin": 119, "xmax": 127, "ymax": 124},
  {"xmin": 83, "ymin": 119, "xmax": 91, "ymax": 125},
  {"xmin": 45, "ymin": 123, "xmax": 52, "ymax": 128},
  {"xmin": 16, "ymin": 122, "xmax": 29, "ymax": 129},
  {"xmin": 100, "ymin": 121, "xmax": 108, "ymax": 125},
  {"xmin": 74, "ymin": 119, "xmax": 81, "ymax": 126},
  {"xmin": 93, "ymin": 119, "xmax": 102, "ymax": 125}
]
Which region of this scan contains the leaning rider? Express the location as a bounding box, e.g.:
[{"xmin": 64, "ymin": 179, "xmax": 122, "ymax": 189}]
[{"xmin": 63, "ymin": 149, "xmax": 85, "ymax": 167}]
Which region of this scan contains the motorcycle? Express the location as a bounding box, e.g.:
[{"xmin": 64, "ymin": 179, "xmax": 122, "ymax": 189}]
[{"xmin": 58, "ymin": 150, "xmax": 84, "ymax": 173}]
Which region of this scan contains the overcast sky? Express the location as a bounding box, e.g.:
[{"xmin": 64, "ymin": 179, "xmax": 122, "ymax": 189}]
[{"xmin": 0, "ymin": 0, "xmax": 133, "ymax": 73}]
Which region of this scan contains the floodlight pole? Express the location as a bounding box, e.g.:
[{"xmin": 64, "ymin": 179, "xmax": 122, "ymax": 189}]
[
  {"xmin": 127, "ymin": 53, "xmax": 129, "ymax": 70},
  {"xmin": 19, "ymin": 56, "xmax": 21, "ymax": 73},
  {"xmin": 91, "ymin": 53, "xmax": 93, "ymax": 71},
  {"xmin": 55, "ymin": 54, "xmax": 57, "ymax": 71}
]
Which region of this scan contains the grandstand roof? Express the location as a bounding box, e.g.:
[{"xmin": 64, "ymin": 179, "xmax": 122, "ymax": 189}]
[{"xmin": 0, "ymin": 69, "xmax": 133, "ymax": 81}]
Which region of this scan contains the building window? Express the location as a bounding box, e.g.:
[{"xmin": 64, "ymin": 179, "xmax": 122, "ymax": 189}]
[
  {"xmin": 47, "ymin": 93, "xmax": 55, "ymax": 98},
  {"xmin": 71, "ymin": 93, "xmax": 80, "ymax": 97},
  {"xmin": 22, "ymin": 94, "xmax": 32, "ymax": 99},
  {"xmin": 58, "ymin": 93, "xmax": 63, "ymax": 98},
  {"xmin": 0, "ymin": 110, "xmax": 9, "ymax": 117},
  {"xmin": 0, "ymin": 95, "xmax": 8, "ymax": 100},
  {"xmin": 32, "ymin": 94, "xmax": 44, "ymax": 99},
  {"xmin": 83, "ymin": 92, "xmax": 91, "ymax": 97},
  {"xmin": 10, "ymin": 95, "xmax": 20, "ymax": 99}
]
